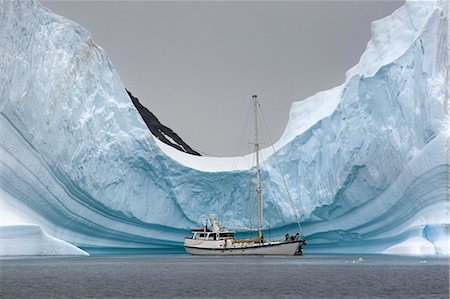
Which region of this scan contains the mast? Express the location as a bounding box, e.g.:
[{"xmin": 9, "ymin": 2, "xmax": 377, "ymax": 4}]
[{"xmin": 252, "ymin": 95, "xmax": 263, "ymax": 241}]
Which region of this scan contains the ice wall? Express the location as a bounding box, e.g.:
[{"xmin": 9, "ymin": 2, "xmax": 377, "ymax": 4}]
[{"xmin": 0, "ymin": 0, "xmax": 448, "ymax": 255}]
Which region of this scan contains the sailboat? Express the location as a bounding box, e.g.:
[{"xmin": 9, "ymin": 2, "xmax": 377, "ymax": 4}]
[{"xmin": 184, "ymin": 95, "xmax": 305, "ymax": 256}]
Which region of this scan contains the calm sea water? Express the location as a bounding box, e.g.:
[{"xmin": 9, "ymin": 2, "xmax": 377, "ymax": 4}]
[{"xmin": 0, "ymin": 254, "xmax": 448, "ymax": 298}]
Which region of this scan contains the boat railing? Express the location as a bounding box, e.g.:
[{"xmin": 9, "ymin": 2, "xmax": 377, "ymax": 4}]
[{"xmin": 231, "ymin": 237, "xmax": 262, "ymax": 243}]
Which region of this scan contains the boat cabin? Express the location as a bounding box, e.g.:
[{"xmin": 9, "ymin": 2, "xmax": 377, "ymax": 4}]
[
  {"xmin": 191, "ymin": 231, "xmax": 235, "ymax": 241},
  {"xmin": 188, "ymin": 215, "xmax": 235, "ymax": 241}
]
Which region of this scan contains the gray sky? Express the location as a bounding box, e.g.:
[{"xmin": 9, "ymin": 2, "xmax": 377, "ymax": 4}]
[{"xmin": 42, "ymin": 0, "xmax": 403, "ymax": 156}]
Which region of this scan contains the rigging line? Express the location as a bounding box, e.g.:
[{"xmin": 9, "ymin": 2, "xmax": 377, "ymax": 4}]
[
  {"xmin": 231, "ymin": 99, "xmax": 253, "ymax": 171},
  {"xmin": 246, "ymin": 169, "xmax": 253, "ymax": 228},
  {"xmin": 258, "ymin": 104, "xmax": 305, "ymax": 236},
  {"xmin": 259, "ymin": 148, "xmax": 290, "ymax": 235},
  {"xmin": 228, "ymin": 227, "xmax": 255, "ymax": 232},
  {"xmin": 218, "ymin": 193, "xmax": 225, "ymax": 224},
  {"xmin": 260, "ymin": 148, "xmax": 286, "ymax": 237},
  {"xmin": 245, "ymin": 152, "xmax": 256, "ymax": 230}
]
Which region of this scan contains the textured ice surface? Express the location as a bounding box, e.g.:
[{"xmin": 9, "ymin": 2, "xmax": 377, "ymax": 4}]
[
  {"xmin": 0, "ymin": 0, "xmax": 448, "ymax": 255},
  {"xmin": 0, "ymin": 225, "xmax": 88, "ymax": 256}
]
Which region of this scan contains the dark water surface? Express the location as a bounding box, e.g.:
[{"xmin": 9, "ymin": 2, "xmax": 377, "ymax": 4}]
[{"xmin": 0, "ymin": 254, "xmax": 448, "ymax": 298}]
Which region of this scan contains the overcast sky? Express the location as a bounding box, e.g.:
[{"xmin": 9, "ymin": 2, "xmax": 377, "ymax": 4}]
[{"xmin": 42, "ymin": 0, "xmax": 403, "ymax": 156}]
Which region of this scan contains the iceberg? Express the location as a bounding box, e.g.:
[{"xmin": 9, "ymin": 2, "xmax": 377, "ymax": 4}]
[
  {"xmin": 0, "ymin": 0, "xmax": 448, "ymax": 255},
  {"xmin": 0, "ymin": 225, "xmax": 88, "ymax": 256}
]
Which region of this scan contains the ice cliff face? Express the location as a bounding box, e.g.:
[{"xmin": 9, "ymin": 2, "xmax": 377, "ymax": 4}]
[{"xmin": 0, "ymin": 0, "xmax": 448, "ymax": 255}]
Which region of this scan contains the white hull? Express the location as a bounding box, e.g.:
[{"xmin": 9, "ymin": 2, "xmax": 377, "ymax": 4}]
[{"xmin": 185, "ymin": 240, "xmax": 302, "ymax": 256}]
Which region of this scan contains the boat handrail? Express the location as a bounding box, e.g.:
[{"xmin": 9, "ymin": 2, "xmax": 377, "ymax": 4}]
[{"xmin": 231, "ymin": 237, "xmax": 262, "ymax": 243}]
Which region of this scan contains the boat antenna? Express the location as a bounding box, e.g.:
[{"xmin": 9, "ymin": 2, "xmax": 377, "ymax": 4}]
[
  {"xmin": 252, "ymin": 95, "xmax": 263, "ymax": 241},
  {"xmin": 258, "ymin": 104, "xmax": 305, "ymax": 237}
]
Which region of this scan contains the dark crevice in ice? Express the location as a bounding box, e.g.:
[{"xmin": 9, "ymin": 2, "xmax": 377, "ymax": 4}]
[{"xmin": 126, "ymin": 89, "xmax": 201, "ymax": 156}]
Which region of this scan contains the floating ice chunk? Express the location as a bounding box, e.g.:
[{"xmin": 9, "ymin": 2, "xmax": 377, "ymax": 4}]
[
  {"xmin": 383, "ymin": 237, "xmax": 436, "ymax": 256},
  {"xmin": 0, "ymin": 225, "xmax": 88, "ymax": 256},
  {"xmin": 351, "ymin": 257, "xmax": 368, "ymax": 263}
]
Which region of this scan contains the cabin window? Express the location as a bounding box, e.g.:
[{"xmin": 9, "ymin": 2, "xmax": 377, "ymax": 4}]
[
  {"xmin": 208, "ymin": 233, "xmax": 217, "ymax": 240},
  {"xmin": 198, "ymin": 233, "xmax": 206, "ymax": 238}
]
